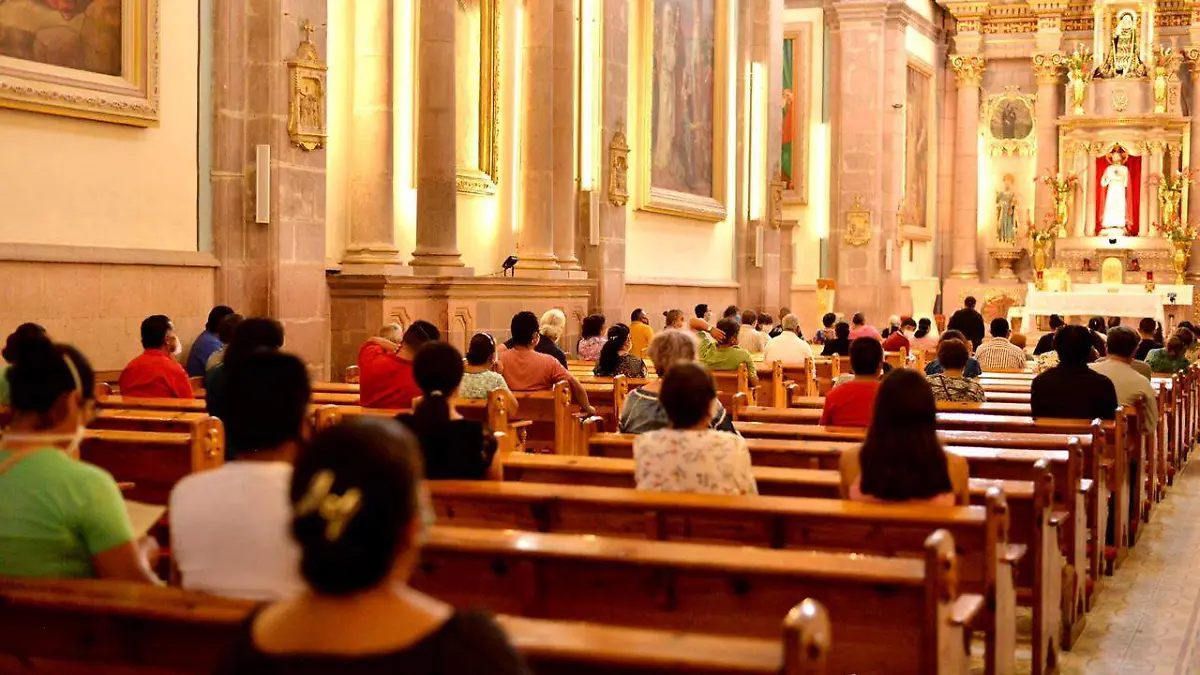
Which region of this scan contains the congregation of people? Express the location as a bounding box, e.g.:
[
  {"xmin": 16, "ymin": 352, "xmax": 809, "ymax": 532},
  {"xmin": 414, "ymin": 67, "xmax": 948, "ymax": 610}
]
[{"xmin": 0, "ymin": 294, "xmax": 1185, "ymax": 670}]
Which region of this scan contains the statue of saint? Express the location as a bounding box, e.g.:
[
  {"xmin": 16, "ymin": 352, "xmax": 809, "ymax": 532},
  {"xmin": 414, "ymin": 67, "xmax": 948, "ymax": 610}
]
[
  {"xmin": 1097, "ymin": 11, "xmax": 1147, "ymax": 78},
  {"xmin": 1100, "ymin": 146, "xmax": 1131, "ymax": 237},
  {"xmin": 995, "ymin": 174, "xmax": 1018, "ymax": 245}
]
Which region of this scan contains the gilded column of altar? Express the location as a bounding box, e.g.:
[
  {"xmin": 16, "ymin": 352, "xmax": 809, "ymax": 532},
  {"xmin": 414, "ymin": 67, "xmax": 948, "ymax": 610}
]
[
  {"xmin": 1147, "ymin": 141, "xmax": 1165, "ymax": 232},
  {"xmin": 516, "ymin": 0, "xmax": 563, "ymax": 274},
  {"xmin": 1032, "ymin": 53, "xmax": 1062, "ymax": 221},
  {"xmin": 950, "ymin": 54, "xmax": 984, "ymax": 279},
  {"xmin": 551, "ymin": 0, "xmax": 581, "ymax": 272},
  {"xmin": 409, "ymin": 0, "xmax": 469, "ymax": 273},
  {"xmin": 343, "ymin": 0, "xmax": 404, "ymax": 272},
  {"xmin": 1187, "ymin": 50, "xmax": 1200, "ymax": 277}
]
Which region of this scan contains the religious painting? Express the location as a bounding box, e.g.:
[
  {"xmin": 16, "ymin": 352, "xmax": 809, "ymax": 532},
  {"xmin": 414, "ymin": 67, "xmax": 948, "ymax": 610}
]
[
  {"xmin": 904, "ymin": 62, "xmax": 931, "ymax": 232},
  {"xmin": 988, "ymin": 100, "xmax": 1033, "ymax": 140},
  {"xmin": 781, "ymin": 24, "xmax": 811, "ymax": 204},
  {"xmin": 454, "ymin": 0, "xmax": 499, "ymax": 194},
  {"xmin": 0, "ymin": 0, "xmax": 158, "ymax": 125},
  {"xmin": 639, "ymin": 0, "xmax": 728, "ymax": 222},
  {"xmin": 982, "ymin": 87, "xmax": 1035, "ymax": 156}
]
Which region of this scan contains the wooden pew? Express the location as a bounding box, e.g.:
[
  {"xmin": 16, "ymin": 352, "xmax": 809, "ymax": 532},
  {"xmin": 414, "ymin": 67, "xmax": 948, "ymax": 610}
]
[
  {"xmin": 0, "ymin": 578, "xmax": 833, "ymax": 675},
  {"xmin": 429, "ymin": 480, "xmax": 1038, "ymax": 674},
  {"xmin": 414, "ymin": 525, "xmax": 976, "ymax": 674},
  {"xmin": 79, "ymin": 427, "xmax": 223, "ymax": 505},
  {"xmin": 711, "ymin": 363, "xmax": 758, "ymax": 407},
  {"xmin": 810, "ymin": 357, "xmax": 841, "ymax": 396}
]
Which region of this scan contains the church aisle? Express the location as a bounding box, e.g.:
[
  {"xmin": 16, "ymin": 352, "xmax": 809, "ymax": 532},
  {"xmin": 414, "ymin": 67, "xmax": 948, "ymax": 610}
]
[{"xmin": 1058, "ymin": 467, "xmax": 1200, "ymax": 674}]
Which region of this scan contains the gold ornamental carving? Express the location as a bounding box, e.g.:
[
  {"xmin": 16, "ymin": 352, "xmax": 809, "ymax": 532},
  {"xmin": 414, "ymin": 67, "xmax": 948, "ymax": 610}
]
[
  {"xmin": 769, "ymin": 164, "xmax": 786, "ymax": 229},
  {"xmin": 287, "ymin": 21, "xmax": 328, "ymax": 152},
  {"xmin": 1031, "ymin": 52, "xmax": 1062, "ymax": 85},
  {"xmin": 951, "ymin": 54, "xmax": 986, "ymax": 86},
  {"xmin": 844, "ymin": 196, "xmax": 871, "ymax": 247},
  {"xmin": 1111, "ymin": 89, "xmax": 1130, "ymax": 113},
  {"xmin": 982, "ymin": 87, "xmax": 1036, "ymax": 157},
  {"xmin": 607, "ymin": 120, "xmax": 630, "ymax": 207}
]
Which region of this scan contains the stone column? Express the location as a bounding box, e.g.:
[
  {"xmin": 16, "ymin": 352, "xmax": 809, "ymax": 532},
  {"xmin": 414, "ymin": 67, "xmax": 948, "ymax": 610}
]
[
  {"xmin": 551, "ymin": 0, "xmax": 581, "ymax": 272},
  {"xmin": 949, "ymin": 55, "xmax": 984, "ymax": 279},
  {"xmin": 516, "ymin": 0, "xmax": 561, "ymax": 274},
  {"xmin": 1032, "ymin": 53, "xmax": 1062, "ymax": 220},
  {"xmin": 409, "ymin": 0, "xmax": 469, "ymax": 273},
  {"xmin": 343, "ymin": 0, "xmax": 404, "ymax": 273}
]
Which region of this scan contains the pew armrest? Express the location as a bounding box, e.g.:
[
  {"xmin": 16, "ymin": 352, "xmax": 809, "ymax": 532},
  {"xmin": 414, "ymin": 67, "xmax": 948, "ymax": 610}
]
[
  {"xmin": 1049, "ymin": 510, "xmax": 1068, "ymax": 527},
  {"xmin": 510, "ymin": 420, "xmax": 534, "ymax": 431},
  {"xmin": 1004, "ymin": 544, "xmax": 1028, "ymax": 564},
  {"xmin": 950, "ymin": 593, "xmax": 986, "ymax": 627},
  {"xmin": 1080, "ymin": 479, "xmax": 1094, "ymax": 496}
]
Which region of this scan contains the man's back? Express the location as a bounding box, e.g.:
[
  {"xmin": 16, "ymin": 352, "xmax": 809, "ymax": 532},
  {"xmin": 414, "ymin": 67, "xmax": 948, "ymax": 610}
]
[
  {"xmin": 763, "ymin": 332, "xmax": 811, "ymax": 365},
  {"xmin": 119, "ymin": 350, "xmax": 193, "ymax": 399},
  {"xmin": 948, "ymin": 308, "xmax": 985, "ymax": 347},
  {"xmin": 1030, "ymin": 365, "xmax": 1118, "ymax": 420},
  {"xmin": 975, "ymin": 338, "xmax": 1027, "ymax": 371},
  {"xmin": 1090, "ymin": 359, "xmax": 1158, "ymax": 421},
  {"xmin": 169, "ymin": 462, "xmax": 303, "ymax": 601},
  {"xmin": 357, "ymin": 341, "xmax": 418, "ymax": 409},
  {"xmin": 819, "ymin": 380, "xmax": 880, "ymax": 428},
  {"xmin": 498, "ymin": 347, "xmax": 570, "ymax": 391}
]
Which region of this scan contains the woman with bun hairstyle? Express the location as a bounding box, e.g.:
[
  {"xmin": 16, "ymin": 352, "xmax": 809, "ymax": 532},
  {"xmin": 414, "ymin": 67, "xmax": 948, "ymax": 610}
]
[
  {"xmin": 218, "ymin": 419, "xmax": 530, "ymax": 674},
  {"xmin": 0, "ymin": 341, "xmax": 159, "ymax": 582},
  {"xmin": 0, "ymin": 322, "xmax": 48, "ymax": 407},
  {"xmin": 395, "ymin": 342, "xmax": 499, "ymax": 480},
  {"xmin": 459, "ymin": 333, "xmax": 519, "ymax": 415},
  {"xmin": 593, "ymin": 323, "xmax": 647, "ymax": 378}
]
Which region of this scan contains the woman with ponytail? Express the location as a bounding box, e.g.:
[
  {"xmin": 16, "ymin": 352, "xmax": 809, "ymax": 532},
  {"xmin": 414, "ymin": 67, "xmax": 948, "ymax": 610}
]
[
  {"xmin": 395, "ymin": 342, "xmax": 498, "ymax": 480},
  {"xmin": 593, "ymin": 324, "xmax": 647, "ymax": 378}
]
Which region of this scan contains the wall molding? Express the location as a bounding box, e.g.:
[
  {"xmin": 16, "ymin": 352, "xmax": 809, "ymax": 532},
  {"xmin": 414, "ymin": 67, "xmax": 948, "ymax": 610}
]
[
  {"xmin": 626, "ymin": 277, "xmax": 740, "ymax": 289},
  {"xmin": 0, "ymin": 243, "xmax": 220, "ymax": 268}
]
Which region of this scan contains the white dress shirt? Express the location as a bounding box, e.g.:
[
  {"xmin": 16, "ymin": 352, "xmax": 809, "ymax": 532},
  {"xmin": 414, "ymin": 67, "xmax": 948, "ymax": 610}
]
[{"xmin": 763, "ymin": 331, "xmax": 813, "ymax": 366}]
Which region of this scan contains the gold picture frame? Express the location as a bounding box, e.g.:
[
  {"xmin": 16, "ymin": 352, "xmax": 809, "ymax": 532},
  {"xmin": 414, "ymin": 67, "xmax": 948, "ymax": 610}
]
[
  {"xmin": 983, "ymin": 86, "xmax": 1036, "ymax": 157},
  {"xmin": 287, "ymin": 21, "xmax": 327, "ymax": 152},
  {"xmin": 903, "ymin": 58, "xmax": 934, "ymax": 242},
  {"xmin": 638, "ymin": 0, "xmax": 728, "ymax": 222},
  {"xmin": 0, "ymin": 0, "xmax": 159, "ymax": 126},
  {"xmin": 782, "ymin": 24, "xmax": 811, "ymax": 204},
  {"xmin": 455, "ymin": 0, "xmax": 500, "ymax": 195},
  {"xmin": 844, "ymin": 196, "xmax": 871, "ymax": 247}
]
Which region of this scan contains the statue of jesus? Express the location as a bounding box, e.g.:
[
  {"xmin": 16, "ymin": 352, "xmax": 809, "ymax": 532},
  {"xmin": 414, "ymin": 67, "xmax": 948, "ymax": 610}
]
[{"xmin": 1100, "ymin": 146, "xmax": 1131, "ymax": 237}]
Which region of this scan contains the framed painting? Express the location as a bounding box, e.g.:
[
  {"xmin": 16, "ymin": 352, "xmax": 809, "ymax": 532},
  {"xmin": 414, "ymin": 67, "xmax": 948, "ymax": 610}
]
[
  {"xmin": 454, "ymin": 0, "xmax": 499, "ymax": 195},
  {"xmin": 781, "ymin": 24, "xmax": 810, "ymax": 204},
  {"xmin": 903, "ymin": 61, "xmax": 932, "ymax": 239},
  {"xmin": 639, "ymin": 0, "xmax": 727, "ymax": 222},
  {"xmin": 0, "ymin": 0, "xmax": 159, "ymax": 126}
]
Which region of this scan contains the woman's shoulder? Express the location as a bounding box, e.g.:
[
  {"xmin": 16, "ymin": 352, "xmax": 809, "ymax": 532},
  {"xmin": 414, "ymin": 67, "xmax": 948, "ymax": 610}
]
[{"xmin": 435, "ymin": 610, "xmax": 529, "ymax": 673}]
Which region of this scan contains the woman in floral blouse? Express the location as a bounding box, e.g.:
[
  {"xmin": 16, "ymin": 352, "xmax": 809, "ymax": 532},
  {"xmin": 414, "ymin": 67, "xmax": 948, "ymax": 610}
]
[
  {"xmin": 593, "ymin": 324, "xmax": 647, "ymax": 378},
  {"xmin": 576, "ymin": 314, "xmax": 607, "ymax": 360},
  {"xmin": 633, "ymin": 362, "xmax": 757, "ymax": 496},
  {"xmin": 926, "ymin": 338, "xmax": 985, "ymax": 403}
]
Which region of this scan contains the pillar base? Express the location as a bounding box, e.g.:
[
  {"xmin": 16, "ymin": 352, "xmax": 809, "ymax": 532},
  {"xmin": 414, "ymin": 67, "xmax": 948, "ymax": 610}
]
[
  {"xmin": 409, "ymin": 266, "xmax": 476, "ymax": 277},
  {"xmin": 513, "ymin": 268, "xmax": 570, "ymax": 280},
  {"xmin": 340, "ymin": 263, "xmax": 410, "ymax": 277},
  {"xmin": 948, "ymin": 267, "xmax": 980, "ymax": 280}
]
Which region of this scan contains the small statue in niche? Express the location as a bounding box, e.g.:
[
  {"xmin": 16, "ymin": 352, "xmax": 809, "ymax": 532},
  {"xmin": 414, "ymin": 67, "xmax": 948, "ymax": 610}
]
[
  {"xmin": 995, "ymin": 173, "xmax": 1019, "ymax": 245},
  {"xmin": 1082, "ymin": 258, "xmax": 1094, "ymax": 272},
  {"xmin": 1096, "ymin": 10, "xmax": 1147, "ymax": 78},
  {"xmin": 1130, "ymin": 257, "xmax": 1141, "ymax": 272}
]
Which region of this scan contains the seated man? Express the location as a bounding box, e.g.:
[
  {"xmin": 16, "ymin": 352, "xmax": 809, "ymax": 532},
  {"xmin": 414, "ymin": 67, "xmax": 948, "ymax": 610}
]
[
  {"xmin": 357, "ymin": 321, "xmax": 439, "ymax": 409},
  {"xmin": 881, "ymin": 317, "xmax": 916, "ymax": 353},
  {"xmin": 170, "ymin": 351, "xmax": 310, "ymax": 600},
  {"xmin": 1135, "ymin": 317, "xmax": 1162, "ymax": 361},
  {"xmin": 118, "ymin": 315, "xmax": 193, "ymax": 399},
  {"xmin": 737, "ymin": 309, "xmax": 767, "ymax": 354},
  {"xmin": 1091, "ymin": 326, "xmax": 1157, "ymax": 421},
  {"xmin": 820, "ymin": 338, "xmax": 884, "ymax": 428},
  {"xmin": 763, "ymin": 313, "xmax": 812, "ymax": 366},
  {"xmin": 699, "ymin": 318, "xmax": 759, "ymax": 389},
  {"xmin": 1033, "ymin": 315, "xmax": 1064, "ymax": 355},
  {"xmin": 974, "ymin": 318, "xmax": 1028, "ymax": 372},
  {"xmin": 1031, "ymin": 325, "xmax": 1118, "ymax": 420},
  {"xmin": 498, "ymin": 311, "xmax": 595, "ymax": 415},
  {"xmin": 186, "ymin": 305, "xmax": 235, "ymax": 376}
]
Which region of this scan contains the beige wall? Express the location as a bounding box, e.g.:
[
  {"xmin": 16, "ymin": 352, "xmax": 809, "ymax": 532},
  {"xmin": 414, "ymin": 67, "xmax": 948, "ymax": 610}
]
[{"xmin": 0, "ymin": 0, "xmax": 200, "ymax": 252}]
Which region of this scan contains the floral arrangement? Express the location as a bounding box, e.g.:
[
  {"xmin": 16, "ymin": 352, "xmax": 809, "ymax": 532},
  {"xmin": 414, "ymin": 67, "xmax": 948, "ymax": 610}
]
[
  {"xmin": 1149, "ymin": 168, "xmax": 1196, "ymax": 194},
  {"xmin": 1065, "ymin": 46, "xmax": 1093, "ymax": 80},
  {"xmin": 1152, "ymin": 219, "xmax": 1199, "ymax": 244},
  {"xmin": 1040, "ymin": 171, "xmax": 1079, "ymax": 197},
  {"xmin": 1027, "ymin": 212, "xmax": 1059, "ymax": 245}
]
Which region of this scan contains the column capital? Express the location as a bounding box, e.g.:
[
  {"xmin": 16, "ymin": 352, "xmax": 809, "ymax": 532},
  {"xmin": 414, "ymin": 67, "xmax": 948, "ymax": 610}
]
[
  {"xmin": 951, "ymin": 54, "xmax": 986, "ymax": 86},
  {"xmin": 1185, "ymin": 46, "xmax": 1200, "ymax": 73},
  {"xmin": 1031, "ymin": 52, "xmax": 1063, "ymax": 85}
]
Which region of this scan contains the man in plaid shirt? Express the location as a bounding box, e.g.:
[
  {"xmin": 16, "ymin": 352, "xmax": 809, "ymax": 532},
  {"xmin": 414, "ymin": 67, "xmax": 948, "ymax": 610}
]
[{"xmin": 974, "ymin": 318, "xmax": 1029, "ymax": 372}]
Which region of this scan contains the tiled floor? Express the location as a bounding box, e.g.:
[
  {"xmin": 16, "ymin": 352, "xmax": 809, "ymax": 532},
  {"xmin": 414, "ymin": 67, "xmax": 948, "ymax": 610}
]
[{"xmin": 1058, "ymin": 467, "xmax": 1200, "ymax": 674}]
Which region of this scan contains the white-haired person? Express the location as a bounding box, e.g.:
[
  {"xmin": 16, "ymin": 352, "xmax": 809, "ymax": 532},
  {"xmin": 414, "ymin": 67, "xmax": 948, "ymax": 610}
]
[
  {"xmin": 763, "ymin": 314, "xmax": 812, "ymax": 367},
  {"xmin": 619, "ymin": 330, "xmax": 735, "ymax": 434},
  {"xmin": 503, "ymin": 308, "xmax": 568, "ymax": 367}
]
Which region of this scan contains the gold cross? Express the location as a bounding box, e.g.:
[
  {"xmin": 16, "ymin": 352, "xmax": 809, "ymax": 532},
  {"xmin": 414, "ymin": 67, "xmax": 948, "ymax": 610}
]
[{"xmin": 301, "ymin": 19, "xmax": 315, "ymax": 43}]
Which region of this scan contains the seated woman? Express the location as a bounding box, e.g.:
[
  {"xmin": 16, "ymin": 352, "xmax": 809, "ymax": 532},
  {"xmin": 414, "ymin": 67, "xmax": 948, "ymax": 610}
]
[
  {"xmin": 396, "ymin": 342, "xmax": 499, "ymax": 481},
  {"xmin": 839, "ymin": 369, "xmax": 970, "ymax": 506},
  {"xmin": 218, "ymin": 419, "xmax": 529, "ymax": 674},
  {"xmin": 926, "ymin": 338, "xmax": 985, "ymax": 403},
  {"xmin": 593, "ymin": 324, "xmax": 647, "ymax": 378},
  {"xmin": 908, "ymin": 318, "xmax": 938, "ymax": 352},
  {"xmin": 1145, "ymin": 333, "xmax": 1191, "ymax": 374},
  {"xmin": 633, "ymin": 362, "xmax": 757, "ymax": 496},
  {"xmin": 819, "ymin": 321, "xmax": 851, "ymax": 356},
  {"xmin": 0, "ymin": 322, "xmax": 47, "ymax": 407},
  {"xmin": 0, "ymin": 341, "xmax": 159, "ymax": 582},
  {"xmin": 459, "ymin": 334, "xmax": 519, "ymax": 413},
  {"xmin": 576, "ymin": 313, "xmax": 607, "ymax": 360},
  {"xmin": 924, "ymin": 329, "xmax": 982, "ymax": 379},
  {"xmin": 663, "ymin": 309, "xmax": 685, "ymax": 330},
  {"xmin": 502, "ymin": 310, "xmax": 569, "ymax": 366},
  {"xmin": 619, "ymin": 330, "xmax": 735, "ymax": 434},
  {"xmin": 206, "ymin": 318, "xmax": 285, "ymax": 432}
]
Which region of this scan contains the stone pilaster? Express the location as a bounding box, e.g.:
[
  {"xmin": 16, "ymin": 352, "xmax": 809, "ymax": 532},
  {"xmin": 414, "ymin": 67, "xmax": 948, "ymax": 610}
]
[
  {"xmin": 409, "ymin": 0, "xmax": 469, "ymax": 274},
  {"xmin": 343, "ymin": 0, "xmax": 404, "ymax": 274},
  {"xmin": 1032, "ymin": 52, "xmax": 1063, "ymax": 221},
  {"xmin": 950, "ymin": 54, "xmax": 984, "ymax": 279},
  {"xmin": 515, "ymin": 0, "xmax": 561, "ymax": 274},
  {"xmin": 552, "ymin": 0, "xmax": 581, "ymax": 272}
]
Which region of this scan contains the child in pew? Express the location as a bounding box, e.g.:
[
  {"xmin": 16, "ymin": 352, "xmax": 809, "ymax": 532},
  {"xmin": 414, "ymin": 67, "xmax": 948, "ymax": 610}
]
[
  {"xmin": 218, "ymin": 419, "xmax": 530, "ymax": 675},
  {"xmin": 620, "ymin": 330, "xmax": 736, "ymax": 434},
  {"xmin": 0, "ymin": 341, "xmax": 160, "ymax": 583},
  {"xmin": 459, "ymin": 333, "xmax": 519, "ymax": 415},
  {"xmin": 633, "ymin": 362, "xmax": 757, "ymax": 496},
  {"xmin": 396, "ymin": 341, "xmax": 500, "ymax": 481},
  {"xmin": 171, "ymin": 351, "xmax": 311, "ymax": 601},
  {"xmin": 838, "ymin": 369, "xmax": 970, "ymax": 506}
]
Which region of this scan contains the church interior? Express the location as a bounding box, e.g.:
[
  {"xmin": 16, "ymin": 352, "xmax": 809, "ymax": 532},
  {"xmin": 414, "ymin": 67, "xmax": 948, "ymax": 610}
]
[{"xmin": 6, "ymin": 0, "xmax": 1200, "ymax": 672}]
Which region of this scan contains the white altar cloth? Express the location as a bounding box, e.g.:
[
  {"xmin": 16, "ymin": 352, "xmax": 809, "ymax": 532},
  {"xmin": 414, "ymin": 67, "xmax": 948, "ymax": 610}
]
[{"xmin": 1021, "ymin": 283, "xmax": 1194, "ymax": 330}]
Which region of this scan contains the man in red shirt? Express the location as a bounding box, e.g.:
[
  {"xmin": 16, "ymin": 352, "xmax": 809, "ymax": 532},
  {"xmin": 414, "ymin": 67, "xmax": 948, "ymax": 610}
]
[
  {"xmin": 358, "ymin": 321, "xmax": 439, "ymax": 409},
  {"xmin": 498, "ymin": 311, "xmax": 595, "ymax": 415},
  {"xmin": 119, "ymin": 315, "xmax": 194, "ymax": 399},
  {"xmin": 820, "ymin": 338, "xmax": 884, "ymax": 428},
  {"xmin": 882, "ymin": 317, "xmax": 916, "ymax": 353}
]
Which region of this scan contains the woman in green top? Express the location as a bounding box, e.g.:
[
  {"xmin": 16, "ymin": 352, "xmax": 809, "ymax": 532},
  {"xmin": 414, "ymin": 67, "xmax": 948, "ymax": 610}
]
[
  {"xmin": 0, "ymin": 322, "xmax": 47, "ymax": 407},
  {"xmin": 0, "ymin": 340, "xmax": 159, "ymax": 583},
  {"xmin": 1145, "ymin": 333, "xmax": 1191, "ymax": 375}
]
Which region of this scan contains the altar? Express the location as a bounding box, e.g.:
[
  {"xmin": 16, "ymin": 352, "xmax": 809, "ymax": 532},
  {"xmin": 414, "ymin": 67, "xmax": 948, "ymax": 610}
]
[{"xmin": 1021, "ymin": 283, "xmax": 1193, "ymax": 330}]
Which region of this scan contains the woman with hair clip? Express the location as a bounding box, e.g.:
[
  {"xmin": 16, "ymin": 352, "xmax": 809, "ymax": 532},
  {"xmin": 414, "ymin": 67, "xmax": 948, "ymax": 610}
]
[
  {"xmin": 593, "ymin": 324, "xmax": 647, "ymax": 378},
  {"xmin": 395, "ymin": 342, "xmax": 499, "ymax": 480},
  {"xmin": 460, "ymin": 333, "xmax": 519, "ymax": 415},
  {"xmin": 218, "ymin": 419, "xmax": 530, "ymax": 674},
  {"xmin": 838, "ymin": 369, "xmax": 969, "ymax": 505},
  {"xmin": 0, "ymin": 341, "xmax": 159, "ymax": 582}
]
